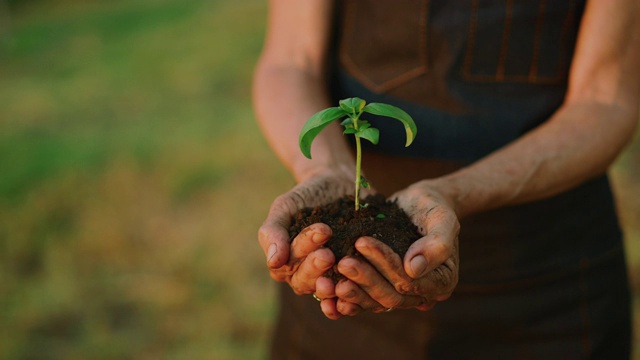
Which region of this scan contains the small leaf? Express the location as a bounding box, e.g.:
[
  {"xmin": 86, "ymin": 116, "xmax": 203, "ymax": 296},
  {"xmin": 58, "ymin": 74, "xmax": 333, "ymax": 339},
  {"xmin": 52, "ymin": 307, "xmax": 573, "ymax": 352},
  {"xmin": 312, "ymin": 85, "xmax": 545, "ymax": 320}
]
[
  {"xmin": 339, "ymin": 97, "xmax": 366, "ymax": 114},
  {"xmin": 299, "ymin": 107, "xmax": 348, "ymax": 158},
  {"xmin": 363, "ymin": 103, "xmax": 417, "ymax": 147},
  {"xmin": 341, "ymin": 118, "xmax": 354, "ymax": 127},
  {"xmin": 360, "ymin": 175, "xmax": 370, "ymax": 189},
  {"xmin": 376, "ymin": 213, "xmax": 386, "ymax": 219},
  {"xmin": 358, "ymin": 122, "xmax": 371, "ymax": 131},
  {"xmin": 357, "ymin": 127, "xmax": 380, "ymax": 145},
  {"xmin": 343, "ymin": 128, "xmax": 357, "ymax": 135}
]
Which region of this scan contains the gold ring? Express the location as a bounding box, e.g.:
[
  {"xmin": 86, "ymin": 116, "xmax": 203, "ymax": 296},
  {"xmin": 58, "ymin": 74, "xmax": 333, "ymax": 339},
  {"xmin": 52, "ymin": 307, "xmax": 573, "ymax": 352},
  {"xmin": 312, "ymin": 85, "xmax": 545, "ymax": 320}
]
[
  {"xmin": 384, "ymin": 307, "xmax": 394, "ymax": 312},
  {"xmin": 312, "ymin": 294, "xmax": 322, "ymax": 302}
]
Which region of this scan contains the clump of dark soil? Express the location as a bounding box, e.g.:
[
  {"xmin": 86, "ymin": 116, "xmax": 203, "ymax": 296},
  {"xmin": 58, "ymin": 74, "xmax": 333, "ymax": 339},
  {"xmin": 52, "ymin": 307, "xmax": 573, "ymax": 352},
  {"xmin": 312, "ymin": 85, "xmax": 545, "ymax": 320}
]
[{"xmin": 289, "ymin": 194, "xmax": 421, "ymax": 281}]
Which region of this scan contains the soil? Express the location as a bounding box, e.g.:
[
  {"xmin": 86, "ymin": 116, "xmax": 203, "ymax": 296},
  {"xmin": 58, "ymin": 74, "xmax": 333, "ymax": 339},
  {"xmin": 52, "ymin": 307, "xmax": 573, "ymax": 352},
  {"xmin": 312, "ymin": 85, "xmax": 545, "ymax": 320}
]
[{"xmin": 288, "ymin": 194, "xmax": 421, "ymax": 281}]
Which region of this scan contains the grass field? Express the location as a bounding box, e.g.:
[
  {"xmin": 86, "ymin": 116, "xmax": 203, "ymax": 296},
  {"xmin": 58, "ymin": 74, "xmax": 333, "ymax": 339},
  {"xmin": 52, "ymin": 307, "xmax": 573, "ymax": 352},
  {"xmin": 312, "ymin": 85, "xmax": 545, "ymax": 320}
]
[
  {"xmin": 0, "ymin": 1, "xmax": 288, "ymax": 358},
  {"xmin": 0, "ymin": 1, "xmax": 638, "ymax": 359}
]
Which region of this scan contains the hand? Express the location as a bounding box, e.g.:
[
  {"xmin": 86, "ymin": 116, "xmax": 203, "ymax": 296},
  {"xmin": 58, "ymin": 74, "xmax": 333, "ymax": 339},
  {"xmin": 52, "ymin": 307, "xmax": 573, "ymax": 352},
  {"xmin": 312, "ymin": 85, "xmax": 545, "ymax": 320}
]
[
  {"xmin": 317, "ymin": 180, "xmax": 460, "ymax": 317},
  {"xmin": 258, "ymin": 168, "xmax": 357, "ymax": 296}
]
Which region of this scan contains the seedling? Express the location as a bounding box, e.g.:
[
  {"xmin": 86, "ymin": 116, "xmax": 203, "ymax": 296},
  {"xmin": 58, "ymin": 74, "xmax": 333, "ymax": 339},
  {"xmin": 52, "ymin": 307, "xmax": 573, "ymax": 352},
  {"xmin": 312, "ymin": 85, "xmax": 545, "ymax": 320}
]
[{"xmin": 299, "ymin": 97, "xmax": 417, "ymax": 211}]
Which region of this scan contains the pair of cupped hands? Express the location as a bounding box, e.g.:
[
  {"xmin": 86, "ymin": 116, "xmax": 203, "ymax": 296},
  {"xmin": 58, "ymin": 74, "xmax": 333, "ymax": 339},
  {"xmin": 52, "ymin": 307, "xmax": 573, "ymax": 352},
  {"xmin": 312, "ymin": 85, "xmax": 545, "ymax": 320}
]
[{"xmin": 258, "ymin": 168, "xmax": 460, "ymax": 320}]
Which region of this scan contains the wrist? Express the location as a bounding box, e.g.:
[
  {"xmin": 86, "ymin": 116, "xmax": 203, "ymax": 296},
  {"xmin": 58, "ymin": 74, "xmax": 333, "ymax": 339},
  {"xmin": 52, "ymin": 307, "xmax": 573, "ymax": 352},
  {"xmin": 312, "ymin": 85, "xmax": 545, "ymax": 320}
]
[{"xmin": 417, "ymin": 176, "xmax": 472, "ymax": 218}]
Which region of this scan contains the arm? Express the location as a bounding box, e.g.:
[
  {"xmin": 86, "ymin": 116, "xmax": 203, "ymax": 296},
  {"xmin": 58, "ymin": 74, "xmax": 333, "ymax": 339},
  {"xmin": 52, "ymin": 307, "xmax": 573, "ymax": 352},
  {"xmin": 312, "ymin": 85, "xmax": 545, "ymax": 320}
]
[
  {"xmin": 329, "ymin": 0, "xmax": 640, "ymax": 315},
  {"xmin": 254, "ymin": 0, "xmax": 350, "ymax": 182},
  {"xmin": 253, "ymin": 0, "xmax": 355, "ymax": 318},
  {"xmin": 440, "ymin": 0, "xmax": 640, "ymax": 217}
]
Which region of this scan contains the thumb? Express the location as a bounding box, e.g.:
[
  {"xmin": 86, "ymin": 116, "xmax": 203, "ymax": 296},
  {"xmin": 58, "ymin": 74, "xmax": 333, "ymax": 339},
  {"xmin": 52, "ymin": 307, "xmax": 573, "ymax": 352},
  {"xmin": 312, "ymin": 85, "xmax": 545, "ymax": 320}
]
[
  {"xmin": 404, "ymin": 234, "xmax": 454, "ymax": 279},
  {"xmin": 258, "ymin": 194, "xmax": 302, "ymax": 268},
  {"xmin": 402, "ymin": 203, "xmax": 459, "ymax": 279},
  {"xmin": 258, "ymin": 223, "xmax": 291, "ymax": 269}
]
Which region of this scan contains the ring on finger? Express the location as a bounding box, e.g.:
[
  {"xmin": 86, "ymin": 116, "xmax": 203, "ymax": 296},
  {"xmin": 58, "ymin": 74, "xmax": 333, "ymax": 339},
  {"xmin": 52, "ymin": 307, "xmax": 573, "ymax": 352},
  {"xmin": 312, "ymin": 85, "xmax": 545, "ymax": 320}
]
[
  {"xmin": 312, "ymin": 294, "xmax": 322, "ymax": 302},
  {"xmin": 384, "ymin": 307, "xmax": 394, "ymax": 312}
]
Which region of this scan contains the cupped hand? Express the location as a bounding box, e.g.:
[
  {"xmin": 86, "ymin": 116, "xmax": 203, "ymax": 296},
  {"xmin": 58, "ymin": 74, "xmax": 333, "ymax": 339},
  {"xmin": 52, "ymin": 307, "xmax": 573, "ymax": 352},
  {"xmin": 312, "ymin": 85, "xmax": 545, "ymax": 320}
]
[
  {"xmin": 323, "ymin": 180, "xmax": 460, "ymax": 317},
  {"xmin": 258, "ymin": 168, "xmax": 357, "ymax": 297}
]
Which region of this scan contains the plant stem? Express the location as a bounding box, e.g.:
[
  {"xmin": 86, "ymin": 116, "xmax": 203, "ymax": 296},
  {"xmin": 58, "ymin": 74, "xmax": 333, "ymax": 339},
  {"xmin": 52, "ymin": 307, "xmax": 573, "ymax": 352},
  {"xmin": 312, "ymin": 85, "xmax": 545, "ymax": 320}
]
[
  {"xmin": 354, "ymin": 134, "xmax": 362, "ymax": 211},
  {"xmin": 352, "ymin": 111, "xmax": 363, "ymax": 211}
]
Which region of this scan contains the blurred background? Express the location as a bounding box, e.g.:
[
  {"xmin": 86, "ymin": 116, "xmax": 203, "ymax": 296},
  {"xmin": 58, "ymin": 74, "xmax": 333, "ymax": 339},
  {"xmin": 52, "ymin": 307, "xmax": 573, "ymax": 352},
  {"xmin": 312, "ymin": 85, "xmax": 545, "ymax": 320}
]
[{"xmin": 0, "ymin": 0, "xmax": 638, "ymax": 359}]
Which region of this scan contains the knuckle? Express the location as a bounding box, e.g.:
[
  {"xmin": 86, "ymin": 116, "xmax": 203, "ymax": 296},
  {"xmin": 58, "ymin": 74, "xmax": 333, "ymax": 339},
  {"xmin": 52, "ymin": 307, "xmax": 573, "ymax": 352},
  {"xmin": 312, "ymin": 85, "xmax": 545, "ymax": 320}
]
[
  {"xmin": 294, "ymin": 276, "xmax": 313, "ymax": 292},
  {"xmin": 429, "ymin": 261, "xmax": 458, "ymax": 292},
  {"xmin": 290, "ymin": 282, "xmax": 311, "ymax": 296},
  {"xmin": 257, "ymin": 225, "xmax": 268, "ymax": 239},
  {"xmin": 431, "ymin": 268, "xmax": 449, "ymax": 288},
  {"xmin": 273, "ymin": 193, "xmax": 292, "ymax": 205},
  {"xmin": 339, "ymin": 302, "xmax": 361, "ymax": 316},
  {"xmin": 272, "ymin": 193, "xmax": 303, "ymax": 216},
  {"xmin": 430, "ymin": 240, "xmax": 453, "ymax": 262},
  {"xmin": 270, "ymin": 264, "xmax": 296, "ymax": 278},
  {"xmin": 398, "ymin": 282, "xmax": 430, "ymax": 298},
  {"xmin": 395, "ymin": 281, "xmax": 419, "ymax": 295}
]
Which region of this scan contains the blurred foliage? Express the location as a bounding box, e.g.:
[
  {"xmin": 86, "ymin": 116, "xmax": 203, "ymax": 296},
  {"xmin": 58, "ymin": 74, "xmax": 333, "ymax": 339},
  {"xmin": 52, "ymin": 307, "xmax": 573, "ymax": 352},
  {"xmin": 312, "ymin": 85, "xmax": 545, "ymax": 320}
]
[
  {"xmin": 0, "ymin": 0, "xmax": 638, "ymax": 359},
  {"xmin": 0, "ymin": 0, "xmax": 293, "ymax": 359}
]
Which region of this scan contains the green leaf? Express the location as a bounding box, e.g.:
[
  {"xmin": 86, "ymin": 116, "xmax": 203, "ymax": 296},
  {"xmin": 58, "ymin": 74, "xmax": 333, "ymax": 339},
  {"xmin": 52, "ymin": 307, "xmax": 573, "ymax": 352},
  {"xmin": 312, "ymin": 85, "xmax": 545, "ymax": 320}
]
[
  {"xmin": 360, "ymin": 175, "xmax": 370, "ymax": 189},
  {"xmin": 357, "ymin": 127, "xmax": 380, "ymax": 145},
  {"xmin": 299, "ymin": 107, "xmax": 348, "ymax": 158},
  {"xmin": 339, "ymin": 97, "xmax": 366, "ymax": 114},
  {"xmin": 343, "ymin": 128, "xmax": 357, "ymax": 135},
  {"xmin": 340, "ymin": 118, "xmax": 354, "ymax": 127},
  {"xmin": 376, "ymin": 213, "xmax": 386, "ymax": 219},
  {"xmin": 358, "ymin": 122, "xmax": 371, "ymax": 131},
  {"xmin": 363, "ymin": 103, "xmax": 417, "ymax": 147}
]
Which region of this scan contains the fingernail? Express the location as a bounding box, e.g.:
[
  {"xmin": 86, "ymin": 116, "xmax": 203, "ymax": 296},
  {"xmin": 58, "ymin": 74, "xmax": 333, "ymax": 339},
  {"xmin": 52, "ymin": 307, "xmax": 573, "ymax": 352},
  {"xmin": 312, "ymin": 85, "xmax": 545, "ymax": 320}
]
[
  {"xmin": 340, "ymin": 263, "xmax": 358, "ymax": 278},
  {"xmin": 267, "ymin": 243, "xmax": 277, "ymax": 264},
  {"xmin": 314, "ymin": 256, "xmax": 332, "ymax": 269},
  {"xmin": 312, "ymin": 231, "xmax": 328, "ymax": 244},
  {"xmin": 410, "ymin": 255, "xmax": 427, "ymax": 277}
]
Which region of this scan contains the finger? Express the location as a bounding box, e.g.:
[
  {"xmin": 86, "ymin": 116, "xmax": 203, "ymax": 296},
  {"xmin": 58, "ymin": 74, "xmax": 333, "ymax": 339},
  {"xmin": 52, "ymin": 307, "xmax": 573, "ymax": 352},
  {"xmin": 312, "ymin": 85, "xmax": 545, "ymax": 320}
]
[
  {"xmin": 415, "ymin": 301, "xmax": 438, "ymax": 312},
  {"xmin": 404, "ymin": 232, "xmax": 456, "ymax": 279},
  {"xmin": 357, "ymin": 234, "xmax": 458, "ymax": 302},
  {"xmin": 335, "ymin": 279, "xmax": 380, "ymax": 311},
  {"xmin": 404, "ymin": 207, "xmax": 459, "ymax": 279},
  {"xmin": 338, "ymin": 257, "xmax": 424, "ymax": 309},
  {"xmin": 290, "ymin": 223, "xmax": 332, "ymax": 260},
  {"xmin": 413, "ymin": 257, "xmax": 459, "ymax": 301},
  {"xmin": 290, "ymin": 248, "xmax": 335, "ymax": 294},
  {"xmin": 335, "ymin": 298, "xmax": 363, "ymax": 316},
  {"xmin": 259, "ymin": 194, "xmax": 304, "ymax": 268},
  {"xmin": 315, "ymin": 275, "xmax": 337, "ymax": 300},
  {"xmin": 355, "ymin": 237, "xmax": 411, "ymax": 285},
  {"xmin": 258, "ymin": 223, "xmax": 291, "ymax": 269},
  {"xmin": 320, "ymin": 298, "xmax": 342, "ymax": 320}
]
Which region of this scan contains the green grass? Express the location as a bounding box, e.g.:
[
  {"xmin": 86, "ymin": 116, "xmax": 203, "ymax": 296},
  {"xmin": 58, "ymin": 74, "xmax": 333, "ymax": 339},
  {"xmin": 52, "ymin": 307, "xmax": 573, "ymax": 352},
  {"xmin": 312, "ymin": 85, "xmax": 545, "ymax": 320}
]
[{"xmin": 1, "ymin": 1, "xmax": 639, "ymax": 359}]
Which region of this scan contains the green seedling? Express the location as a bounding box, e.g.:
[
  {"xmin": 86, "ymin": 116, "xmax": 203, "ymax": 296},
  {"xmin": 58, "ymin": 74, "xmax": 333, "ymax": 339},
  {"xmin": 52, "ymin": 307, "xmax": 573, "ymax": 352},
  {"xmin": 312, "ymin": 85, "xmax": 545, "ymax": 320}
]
[{"xmin": 299, "ymin": 97, "xmax": 417, "ymax": 211}]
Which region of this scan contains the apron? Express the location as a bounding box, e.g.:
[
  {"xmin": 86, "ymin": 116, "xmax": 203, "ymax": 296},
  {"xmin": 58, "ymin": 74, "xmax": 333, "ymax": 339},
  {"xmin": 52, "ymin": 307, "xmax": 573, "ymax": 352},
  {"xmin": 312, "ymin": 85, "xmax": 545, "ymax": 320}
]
[{"xmin": 270, "ymin": 1, "xmax": 631, "ymax": 358}]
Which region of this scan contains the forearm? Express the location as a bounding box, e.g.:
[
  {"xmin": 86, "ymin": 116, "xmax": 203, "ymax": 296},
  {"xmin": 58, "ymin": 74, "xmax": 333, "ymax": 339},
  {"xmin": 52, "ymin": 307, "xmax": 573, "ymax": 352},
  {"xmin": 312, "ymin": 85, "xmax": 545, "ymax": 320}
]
[
  {"xmin": 253, "ymin": 62, "xmax": 355, "ymax": 182},
  {"xmin": 252, "ymin": 0, "xmax": 352, "ymax": 183},
  {"xmin": 431, "ymin": 0, "xmax": 640, "ymax": 218},
  {"xmin": 434, "ymin": 100, "xmax": 638, "ymax": 217}
]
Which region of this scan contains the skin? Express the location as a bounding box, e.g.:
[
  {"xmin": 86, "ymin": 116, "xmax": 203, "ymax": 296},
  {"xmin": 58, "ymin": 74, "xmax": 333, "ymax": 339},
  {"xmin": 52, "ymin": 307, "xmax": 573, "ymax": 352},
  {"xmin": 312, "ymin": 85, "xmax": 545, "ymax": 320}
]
[{"xmin": 253, "ymin": 0, "xmax": 640, "ymax": 320}]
